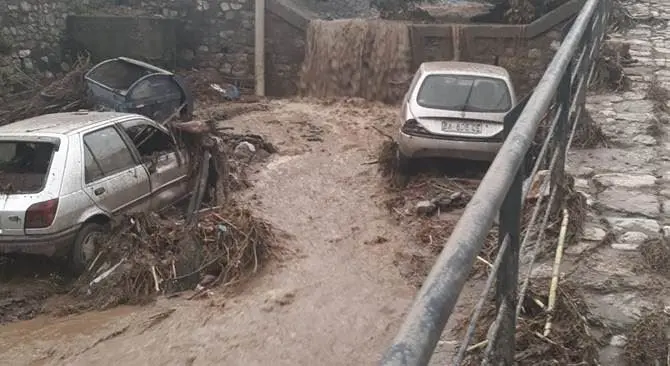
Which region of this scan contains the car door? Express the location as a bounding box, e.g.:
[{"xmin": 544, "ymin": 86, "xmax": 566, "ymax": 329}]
[
  {"xmin": 82, "ymin": 126, "xmax": 151, "ymax": 214},
  {"xmin": 118, "ymin": 118, "xmax": 190, "ymax": 210}
]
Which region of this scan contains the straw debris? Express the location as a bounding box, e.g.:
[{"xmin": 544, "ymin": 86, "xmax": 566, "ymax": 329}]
[
  {"xmin": 571, "ymin": 110, "xmax": 610, "ymax": 149},
  {"xmin": 67, "ymin": 203, "xmax": 277, "ymax": 311},
  {"xmin": 641, "ymin": 238, "xmax": 670, "ymax": 277},
  {"xmin": 590, "ymin": 41, "xmax": 633, "ymax": 93},
  {"xmin": 458, "ymin": 281, "xmax": 600, "ymax": 365},
  {"xmin": 0, "ymin": 55, "xmax": 91, "ymax": 126},
  {"xmin": 623, "ymin": 310, "xmax": 669, "ymax": 366}
]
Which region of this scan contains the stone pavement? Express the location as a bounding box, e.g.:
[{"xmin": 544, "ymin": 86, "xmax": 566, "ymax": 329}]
[{"xmin": 562, "ymin": 0, "xmax": 670, "ymax": 363}]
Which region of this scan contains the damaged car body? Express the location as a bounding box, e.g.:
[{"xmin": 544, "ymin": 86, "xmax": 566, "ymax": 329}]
[
  {"xmin": 84, "ymin": 57, "xmax": 194, "ymax": 122},
  {"xmin": 0, "ymin": 111, "xmax": 191, "ymax": 272}
]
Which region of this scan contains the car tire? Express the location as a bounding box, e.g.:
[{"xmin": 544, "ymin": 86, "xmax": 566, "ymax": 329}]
[
  {"xmin": 393, "ymin": 148, "xmax": 411, "ymax": 188},
  {"xmin": 70, "ymin": 223, "xmax": 106, "ymax": 274}
]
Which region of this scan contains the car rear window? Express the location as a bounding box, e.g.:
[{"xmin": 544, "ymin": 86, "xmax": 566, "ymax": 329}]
[
  {"xmin": 0, "ymin": 141, "xmax": 55, "ymax": 194},
  {"xmin": 416, "ymin": 74, "xmax": 512, "ymax": 113}
]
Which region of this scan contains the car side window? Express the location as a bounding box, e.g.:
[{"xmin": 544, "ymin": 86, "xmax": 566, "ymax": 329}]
[
  {"xmin": 83, "ymin": 126, "xmax": 137, "ymax": 184},
  {"xmin": 120, "ymin": 120, "xmax": 176, "ymax": 159}
]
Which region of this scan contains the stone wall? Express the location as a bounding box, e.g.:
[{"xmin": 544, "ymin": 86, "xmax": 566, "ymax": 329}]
[
  {"xmin": 0, "ymin": 1, "xmax": 72, "ymax": 95},
  {"xmin": 0, "ymin": 0, "xmax": 278, "ymax": 96}
]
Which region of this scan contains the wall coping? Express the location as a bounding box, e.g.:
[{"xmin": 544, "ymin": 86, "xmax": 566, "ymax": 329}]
[
  {"xmin": 267, "ymin": 0, "xmax": 584, "ymax": 37},
  {"xmin": 411, "ymin": 0, "xmax": 585, "ymax": 38},
  {"xmin": 267, "ymin": 0, "xmax": 318, "ymax": 30}
]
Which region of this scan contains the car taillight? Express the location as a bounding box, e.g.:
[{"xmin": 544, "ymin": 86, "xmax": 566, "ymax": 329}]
[
  {"xmin": 25, "ymin": 198, "xmax": 59, "ymax": 229},
  {"xmin": 401, "ymin": 119, "xmax": 431, "ymax": 135}
]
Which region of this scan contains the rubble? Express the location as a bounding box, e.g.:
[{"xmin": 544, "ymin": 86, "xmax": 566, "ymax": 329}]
[{"xmin": 0, "ymin": 55, "xmax": 91, "ymax": 126}]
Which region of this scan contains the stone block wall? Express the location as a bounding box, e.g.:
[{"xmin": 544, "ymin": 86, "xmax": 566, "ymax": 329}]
[
  {"xmin": 0, "ymin": 0, "xmax": 276, "ymax": 96},
  {"xmin": 0, "ymin": 1, "xmax": 72, "ymax": 94}
]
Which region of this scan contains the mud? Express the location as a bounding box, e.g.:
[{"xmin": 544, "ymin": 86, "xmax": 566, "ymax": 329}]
[{"xmin": 0, "ymin": 255, "xmax": 73, "ymax": 325}]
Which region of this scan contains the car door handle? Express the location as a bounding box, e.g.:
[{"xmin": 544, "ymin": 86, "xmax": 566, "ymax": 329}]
[{"xmin": 94, "ymin": 187, "xmax": 106, "ymax": 196}]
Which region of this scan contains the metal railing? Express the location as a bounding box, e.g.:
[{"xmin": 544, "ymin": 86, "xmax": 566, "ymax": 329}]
[{"xmin": 380, "ymin": 0, "xmax": 610, "ymax": 364}]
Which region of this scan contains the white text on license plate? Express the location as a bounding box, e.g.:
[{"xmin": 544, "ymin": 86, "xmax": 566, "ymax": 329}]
[{"xmin": 441, "ymin": 121, "xmax": 483, "ymax": 134}]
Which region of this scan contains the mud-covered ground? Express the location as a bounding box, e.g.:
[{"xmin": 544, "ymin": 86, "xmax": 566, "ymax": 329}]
[{"xmin": 0, "ymin": 97, "xmax": 487, "ymax": 365}]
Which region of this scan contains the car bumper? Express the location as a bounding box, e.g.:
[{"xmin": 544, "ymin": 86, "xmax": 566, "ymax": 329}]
[
  {"xmin": 397, "ymin": 131, "xmax": 502, "ymax": 161},
  {"xmin": 0, "ymin": 226, "xmax": 79, "ymax": 257}
]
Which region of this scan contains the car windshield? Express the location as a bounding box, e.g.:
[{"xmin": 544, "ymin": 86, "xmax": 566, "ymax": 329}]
[
  {"xmin": 416, "ymin": 74, "xmax": 512, "ymax": 113},
  {"xmin": 0, "ymin": 141, "xmax": 55, "ymax": 194}
]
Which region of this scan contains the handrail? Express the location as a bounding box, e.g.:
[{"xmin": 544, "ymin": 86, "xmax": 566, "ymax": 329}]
[{"xmin": 380, "ymin": 0, "xmax": 608, "ymax": 364}]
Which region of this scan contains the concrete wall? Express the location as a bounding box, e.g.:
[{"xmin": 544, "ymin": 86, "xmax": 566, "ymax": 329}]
[{"xmin": 409, "ymin": 0, "xmax": 584, "ymax": 96}]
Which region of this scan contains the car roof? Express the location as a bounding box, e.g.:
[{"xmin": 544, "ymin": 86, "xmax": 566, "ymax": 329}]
[
  {"xmin": 0, "ymin": 111, "xmax": 136, "ymax": 136},
  {"xmin": 419, "ymin": 61, "xmax": 511, "ymax": 79}
]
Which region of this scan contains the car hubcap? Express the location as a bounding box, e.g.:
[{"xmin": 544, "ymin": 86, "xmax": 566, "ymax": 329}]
[{"xmin": 81, "ymin": 232, "xmax": 102, "ymax": 264}]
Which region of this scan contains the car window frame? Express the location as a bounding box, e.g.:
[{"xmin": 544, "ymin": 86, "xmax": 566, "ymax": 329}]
[
  {"xmin": 81, "ymin": 125, "xmax": 140, "ymax": 185},
  {"xmin": 0, "ymin": 140, "xmax": 59, "ymax": 194},
  {"xmin": 117, "ymin": 118, "xmax": 180, "ymax": 162}
]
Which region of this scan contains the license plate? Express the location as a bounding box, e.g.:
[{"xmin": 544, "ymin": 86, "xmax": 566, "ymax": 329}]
[{"xmin": 441, "ymin": 121, "xmax": 483, "ymax": 135}]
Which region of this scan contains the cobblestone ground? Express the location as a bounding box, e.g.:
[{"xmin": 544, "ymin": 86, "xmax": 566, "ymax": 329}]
[{"xmin": 563, "ymin": 0, "xmax": 670, "ymax": 363}]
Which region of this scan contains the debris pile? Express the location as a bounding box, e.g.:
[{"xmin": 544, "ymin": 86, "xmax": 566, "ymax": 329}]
[
  {"xmin": 571, "ymin": 110, "xmax": 611, "ymax": 148},
  {"xmin": 522, "ymin": 172, "xmax": 587, "ymax": 259},
  {"xmin": 0, "ymin": 55, "xmax": 91, "ymax": 126},
  {"xmin": 591, "ymin": 41, "xmax": 634, "ymax": 92},
  {"xmin": 624, "ymin": 309, "xmax": 669, "ymax": 365},
  {"xmin": 69, "ymin": 203, "xmax": 276, "ymax": 310},
  {"xmin": 181, "ymin": 68, "xmax": 255, "ymax": 103},
  {"xmin": 63, "ymin": 117, "xmax": 278, "ymax": 311},
  {"xmin": 300, "ymin": 19, "xmax": 412, "ymax": 103},
  {"xmin": 458, "ymin": 281, "xmax": 600, "ymax": 365},
  {"xmin": 640, "ymin": 238, "xmax": 670, "ymax": 276}
]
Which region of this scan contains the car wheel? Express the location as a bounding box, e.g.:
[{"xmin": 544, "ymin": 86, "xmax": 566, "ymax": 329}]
[
  {"xmin": 393, "ymin": 148, "xmax": 411, "ymax": 188},
  {"xmin": 70, "ymin": 223, "xmax": 106, "ymax": 274}
]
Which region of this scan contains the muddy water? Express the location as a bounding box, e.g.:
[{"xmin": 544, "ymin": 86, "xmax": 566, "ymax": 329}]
[{"xmin": 0, "ymin": 100, "xmax": 420, "ymax": 365}]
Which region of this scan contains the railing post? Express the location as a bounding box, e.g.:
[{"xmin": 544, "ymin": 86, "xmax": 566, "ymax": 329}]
[
  {"xmin": 488, "ymin": 110, "xmax": 524, "ymax": 365},
  {"xmin": 551, "ymin": 62, "xmax": 572, "ymax": 196}
]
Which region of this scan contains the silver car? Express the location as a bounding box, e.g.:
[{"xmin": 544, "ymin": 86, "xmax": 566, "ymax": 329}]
[
  {"xmin": 395, "ymin": 61, "xmax": 517, "ymax": 180},
  {"xmin": 0, "ymin": 111, "xmax": 191, "ymax": 272}
]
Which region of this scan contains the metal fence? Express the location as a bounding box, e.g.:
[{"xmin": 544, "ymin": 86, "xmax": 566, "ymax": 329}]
[{"xmin": 380, "ymin": 0, "xmax": 610, "ymax": 364}]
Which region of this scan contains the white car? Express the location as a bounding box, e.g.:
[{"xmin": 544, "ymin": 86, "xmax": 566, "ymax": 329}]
[
  {"xmin": 395, "ymin": 61, "xmax": 517, "ymax": 184},
  {"xmin": 0, "ymin": 111, "xmax": 191, "ymax": 272}
]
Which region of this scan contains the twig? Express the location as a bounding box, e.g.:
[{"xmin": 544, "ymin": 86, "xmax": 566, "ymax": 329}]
[
  {"xmin": 150, "ymin": 265, "xmax": 161, "ymax": 293},
  {"xmin": 476, "ymin": 256, "xmax": 493, "ymax": 268},
  {"xmin": 88, "ymin": 250, "xmax": 104, "ymax": 272},
  {"xmin": 371, "ymin": 126, "xmax": 394, "ymax": 140},
  {"xmin": 544, "ymin": 207, "xmax": 569, "ymax": 337},
  {"xmin": 467, "ymin": 339, "xmax": 488, "ymax": 352},
  {"xmin": 88, "ymin": 258, "xmax": 126, "ymax": 289}
]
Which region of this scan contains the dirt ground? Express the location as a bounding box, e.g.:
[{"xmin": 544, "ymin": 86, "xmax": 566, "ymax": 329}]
[{"xmin": 0, "ymin": 98, "xmax": 481, "ymax": 365}]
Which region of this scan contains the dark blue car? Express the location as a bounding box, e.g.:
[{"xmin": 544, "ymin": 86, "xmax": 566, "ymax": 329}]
[{"xmin": 84, "ymin": 57, "xmax": 193, "ymax": 123}]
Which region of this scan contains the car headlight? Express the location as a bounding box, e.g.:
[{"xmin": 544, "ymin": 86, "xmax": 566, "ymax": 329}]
[{"xmin": 401, "ymin": 119, "xmax": 430, "ymax": 135}]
